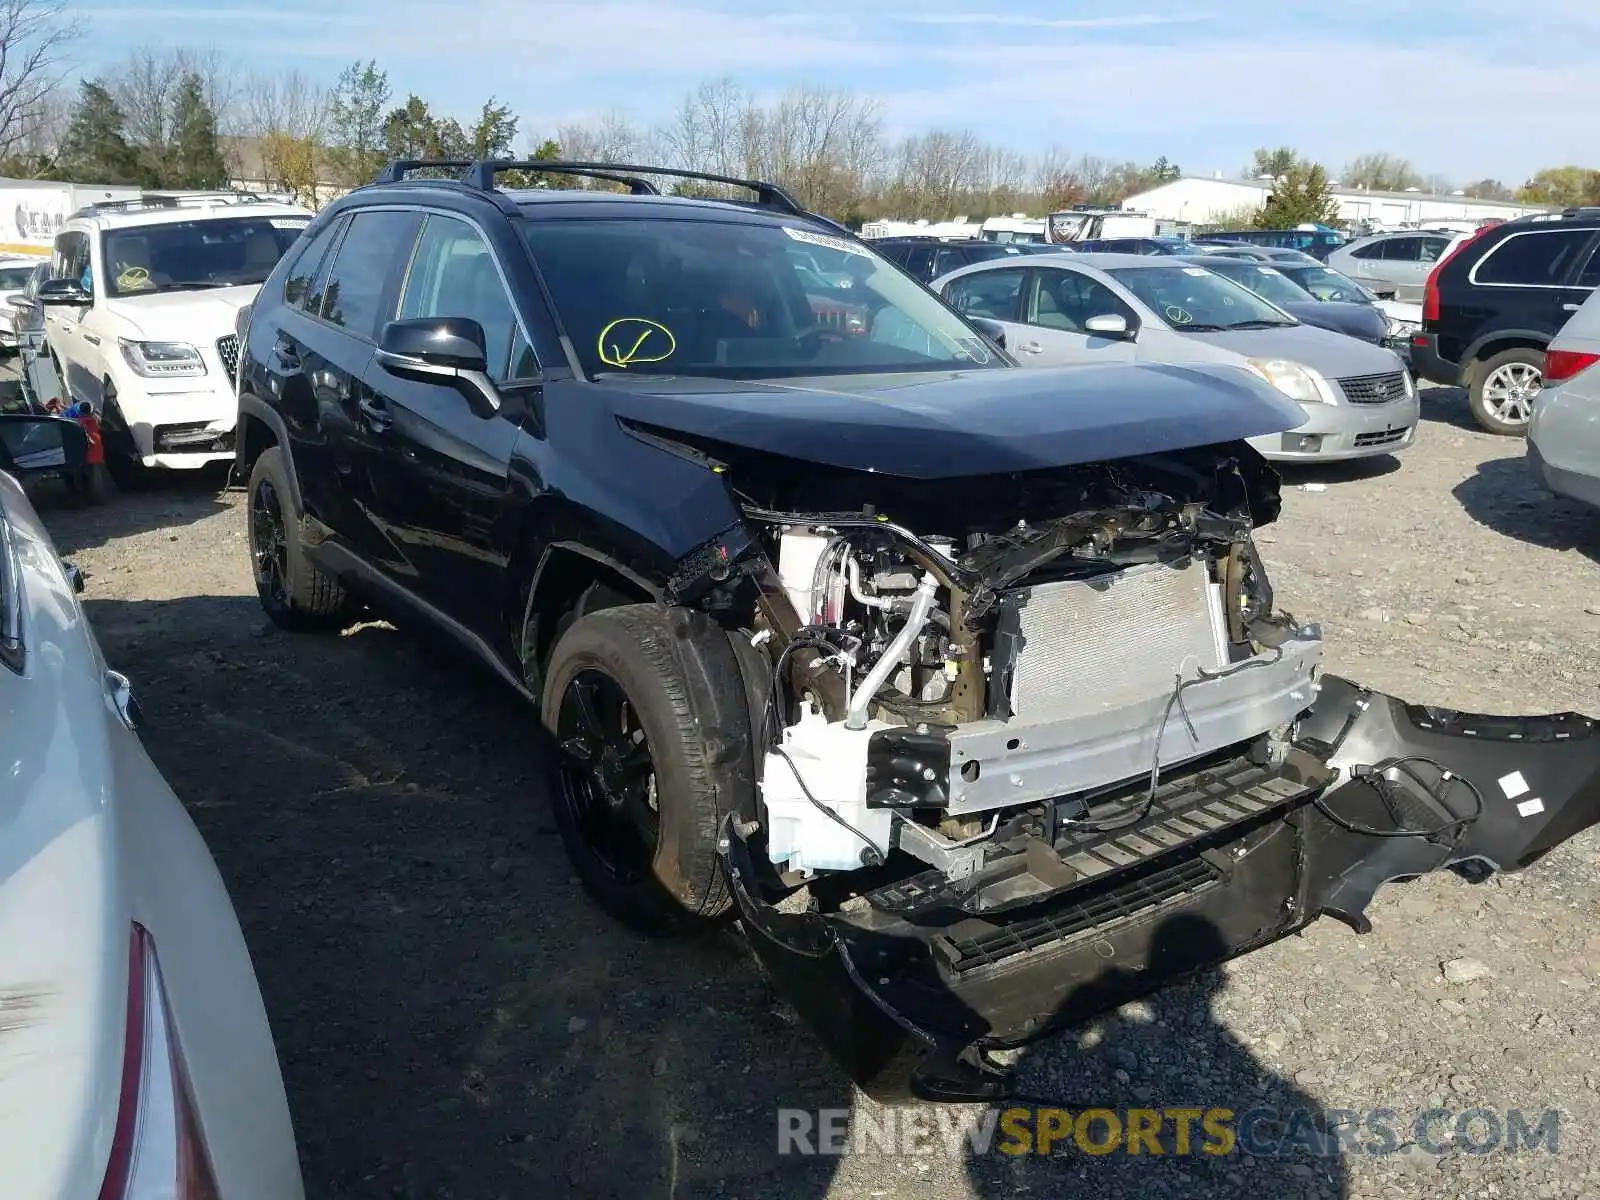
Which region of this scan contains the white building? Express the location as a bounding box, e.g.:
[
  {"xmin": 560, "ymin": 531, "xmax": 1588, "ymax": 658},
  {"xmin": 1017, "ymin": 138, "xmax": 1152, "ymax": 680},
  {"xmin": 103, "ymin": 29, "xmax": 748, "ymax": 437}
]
[{"xmin": 1122, "ymin": 176, "xmax": 1547, "ymax": 229}]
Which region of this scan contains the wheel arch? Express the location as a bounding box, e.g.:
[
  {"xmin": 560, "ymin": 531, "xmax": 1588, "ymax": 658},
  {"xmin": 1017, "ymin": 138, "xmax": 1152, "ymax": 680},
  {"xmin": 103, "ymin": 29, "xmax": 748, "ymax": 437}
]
[
  {"xmin": 1461, "ymin": 331, "xmax": 1550, "ymax": 384},
  {"xmin": 236, "ymin": 394, "xmax": 301, "ymax": 516}
]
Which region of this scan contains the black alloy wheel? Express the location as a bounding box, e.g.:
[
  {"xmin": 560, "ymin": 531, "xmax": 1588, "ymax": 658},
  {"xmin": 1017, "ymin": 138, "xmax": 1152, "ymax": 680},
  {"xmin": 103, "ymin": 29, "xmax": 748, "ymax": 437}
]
[{"xmin": 554, "ymin": 668, "xmax": 661, "ymax": 884}]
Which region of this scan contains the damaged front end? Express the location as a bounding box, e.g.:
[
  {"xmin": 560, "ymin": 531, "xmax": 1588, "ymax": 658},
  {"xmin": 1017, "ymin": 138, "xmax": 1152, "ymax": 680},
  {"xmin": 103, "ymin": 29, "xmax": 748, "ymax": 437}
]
[{"xmin": 675, "ymin": 438, "xmax": 1600, "ymax": 1100}]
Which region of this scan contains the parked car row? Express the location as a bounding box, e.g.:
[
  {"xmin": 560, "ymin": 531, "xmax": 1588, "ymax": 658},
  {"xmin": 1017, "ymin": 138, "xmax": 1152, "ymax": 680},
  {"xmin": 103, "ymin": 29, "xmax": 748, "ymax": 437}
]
[{"xmin": 6, "ymin": 161, "xmax": 1596, "ymax": 1195}]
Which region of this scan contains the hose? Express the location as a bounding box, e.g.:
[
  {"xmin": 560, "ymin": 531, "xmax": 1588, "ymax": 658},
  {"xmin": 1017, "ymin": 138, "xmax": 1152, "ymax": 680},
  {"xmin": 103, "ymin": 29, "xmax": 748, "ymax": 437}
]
[{"xmin": 845, "ymin": 570, "xmax": 938, "ymax": 730}]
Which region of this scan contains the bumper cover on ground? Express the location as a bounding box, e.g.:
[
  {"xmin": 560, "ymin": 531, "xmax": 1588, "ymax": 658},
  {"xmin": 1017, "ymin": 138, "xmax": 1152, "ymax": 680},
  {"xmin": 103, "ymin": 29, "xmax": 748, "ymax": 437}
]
[{"xmin": 721, "ymin": 675, "xmax": 1600, "ymax": 1098}]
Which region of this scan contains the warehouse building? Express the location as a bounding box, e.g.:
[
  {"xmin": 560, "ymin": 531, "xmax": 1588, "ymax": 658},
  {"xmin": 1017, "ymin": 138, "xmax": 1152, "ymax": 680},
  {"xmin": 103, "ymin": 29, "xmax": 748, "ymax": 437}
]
[{"xmin": 1123, "ymin": 176, "xmax": 1546, "ymax": 229}]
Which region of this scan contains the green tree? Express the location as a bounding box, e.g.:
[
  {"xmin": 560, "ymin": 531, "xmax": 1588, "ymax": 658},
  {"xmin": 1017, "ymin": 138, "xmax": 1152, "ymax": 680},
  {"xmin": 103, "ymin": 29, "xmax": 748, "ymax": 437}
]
[
  {"xmin": 1257, "ymin": 162, "xmax": 1339, "ymax": 228},
  {"xmin": 1248, "ymin": 146, "xmax": 1302, "ymax": 180},
  {"xmin": 1151, "ymin": 155, "xmax": 1181, "ymax": 182},
  {"xmin": 382, "ymin": 94, "xmax": 436, "ymax": 160},
  {"xmin": 1516, "ymin": 166, "xmax": 1600, "ymax": 208},
  {"xmin": 326, "ymin": 59, "xmax": 391, "ymax": 186},
  {"xmin": 166, "ymin": 72, "xmax": 227, "ymax": 188},
  {"xmin": 470, "ymin": 98, "xmax": 518, "ymax": 159},
  {"xmin": 1342, "ymin": 152, "xmax": 1423, "ymax": 193},
  {"xmin": 56, "ymin": 80, "xmax": 140, "ymax": 184}
]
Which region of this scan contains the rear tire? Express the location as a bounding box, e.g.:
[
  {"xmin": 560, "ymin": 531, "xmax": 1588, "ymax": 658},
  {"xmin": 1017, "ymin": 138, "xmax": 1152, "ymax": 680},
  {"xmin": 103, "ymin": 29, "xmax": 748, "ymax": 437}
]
[
  {"xmin": 247, "ymin": 446, "xmax": 349, "ymax": 630},
  {"xmin": 541, "ymin": 604, "xmax": 755, "ymax": 934},
  {"xmin": 1468, "ymin": 347, "xmax": 1544, "ymax": 436}
]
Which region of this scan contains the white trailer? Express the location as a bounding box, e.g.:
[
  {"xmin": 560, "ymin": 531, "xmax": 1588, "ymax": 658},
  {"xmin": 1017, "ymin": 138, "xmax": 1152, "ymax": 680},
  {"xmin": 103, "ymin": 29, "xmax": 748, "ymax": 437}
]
[{"xmin": 0, "ymin": 178, "xmax": 144, "ymax": 255}]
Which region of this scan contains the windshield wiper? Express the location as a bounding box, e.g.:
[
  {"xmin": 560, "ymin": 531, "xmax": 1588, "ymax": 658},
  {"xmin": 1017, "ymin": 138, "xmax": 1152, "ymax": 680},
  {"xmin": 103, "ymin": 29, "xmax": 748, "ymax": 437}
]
[
  {"xmin": 1171, "ymin": 322, "xmax": 1228, "ymax": 332},
  {"xmin": 1223, "ymin": 319, "xmax": 1294, "ymax": 329},
  {"xmin": 163, "ymin": 280, "xmax": 233, "ymax": 290}
]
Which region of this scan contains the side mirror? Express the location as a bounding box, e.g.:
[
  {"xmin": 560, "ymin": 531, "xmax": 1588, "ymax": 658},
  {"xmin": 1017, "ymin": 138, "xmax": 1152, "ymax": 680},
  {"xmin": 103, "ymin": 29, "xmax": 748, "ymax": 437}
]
[
  {"xmin": 0, "ymin": 413, "xmax": 89, "ymax": 476},
  {"xmin": 968, "ymin": 316, "xmax": 1007, "ymax": 350},
  {"xmin": 37, "ymin": 277, "xmax": 91, "ymax": 306},
  {"xmin": 1085, "ymin": 313, "xmax": 1135, "ymax": 340},
  {"xmin": 376, "ymin": 317, "xmax": 499, "ymax": 416}
]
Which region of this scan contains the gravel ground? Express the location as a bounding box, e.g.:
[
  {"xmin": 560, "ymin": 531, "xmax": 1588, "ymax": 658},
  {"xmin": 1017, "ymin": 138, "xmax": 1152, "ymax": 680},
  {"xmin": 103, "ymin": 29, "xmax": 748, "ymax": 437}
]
[{"xmin": 27, "ymin": 385, "xmax": 1600, "ymax": 1200}]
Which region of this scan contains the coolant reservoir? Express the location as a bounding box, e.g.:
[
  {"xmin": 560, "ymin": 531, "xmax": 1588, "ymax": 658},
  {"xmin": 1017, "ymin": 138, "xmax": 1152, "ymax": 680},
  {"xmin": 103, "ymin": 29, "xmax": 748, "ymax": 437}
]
[{"xmin": 777, "ymin": 531, "xmax": 830, "ymax": 623}]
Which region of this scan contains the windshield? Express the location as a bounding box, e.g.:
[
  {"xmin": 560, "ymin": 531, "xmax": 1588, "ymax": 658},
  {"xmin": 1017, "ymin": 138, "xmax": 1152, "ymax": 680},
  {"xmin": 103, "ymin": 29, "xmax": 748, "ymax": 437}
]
[
  {"xmin": 1278, "ymin": 265, "xmax": 1375, "ymax": 304},
  {"xmin": 521, "ymin": 218, "xmax": 1002, "ymax": 378},
  {"xmin": 101, "ymin": 214, "xmax": 311, "ymax": 298},
  {"xmin": 1203, "ymin": 262, "xmax": 1311, "ymax": 308},
  {"xmin": 0, "ymin": 265, "xmax": 35, "ymax": 291},
  {"xmin": 1107, "ymin": 265, "xmax": 1296, "ymax": 330}
]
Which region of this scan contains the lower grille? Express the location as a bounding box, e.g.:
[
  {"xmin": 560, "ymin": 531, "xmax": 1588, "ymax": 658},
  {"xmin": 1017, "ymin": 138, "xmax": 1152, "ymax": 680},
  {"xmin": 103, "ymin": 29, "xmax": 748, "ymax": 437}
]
[
  {"xmin": 1008, "ymin": 560, "xmax": 1228, "ymax": 720},
  {"xmin": 936, "ymin": 855, "xmax": 1220, "ymax": 973},
  {"xmin": 1354, "ymin": 427, "xmax": 1408, "ymax": 448},
  {"xmin": 154, "ymin": 423, "xmax": 233, "ymax": 453},
  {"xmin": 215, "ymin": 334, "xmax": 239, "ymax": 380},
  {"xmin": 1338, "ymin": 370, "xmax": 1408, "ymax": 404}
]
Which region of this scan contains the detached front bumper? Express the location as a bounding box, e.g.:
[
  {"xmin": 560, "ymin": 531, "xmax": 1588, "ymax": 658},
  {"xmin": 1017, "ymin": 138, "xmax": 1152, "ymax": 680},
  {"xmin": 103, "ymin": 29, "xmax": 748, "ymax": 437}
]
[{"xmin": 722, "ymin": 675, "xmax": 1600, "ymax": 1098}]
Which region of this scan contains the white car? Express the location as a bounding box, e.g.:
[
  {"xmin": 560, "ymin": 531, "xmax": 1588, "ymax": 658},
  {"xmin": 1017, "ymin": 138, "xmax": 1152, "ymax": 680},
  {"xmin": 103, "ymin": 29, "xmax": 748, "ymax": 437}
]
[
  {"xmin": 1528, "ymin": 286, "xmax": 1600, "ymax": 508},
  {"xmin": 40, "ymin": 194, "xmax": 313, "ymax": 484},
  {"xmin": 0, "ymin": 253, "xmax": 45, "ymax": 351},
  {"xmin": 0, "ymin": 413, "xmax": 304, "ymax": 1198}
]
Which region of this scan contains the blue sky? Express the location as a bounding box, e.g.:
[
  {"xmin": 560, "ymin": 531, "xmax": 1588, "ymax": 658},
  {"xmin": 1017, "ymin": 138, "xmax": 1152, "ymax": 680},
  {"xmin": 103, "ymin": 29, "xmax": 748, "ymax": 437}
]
[{"xmin": 73, "ymin": 0, "xmax": 1597, "ymax": 185}]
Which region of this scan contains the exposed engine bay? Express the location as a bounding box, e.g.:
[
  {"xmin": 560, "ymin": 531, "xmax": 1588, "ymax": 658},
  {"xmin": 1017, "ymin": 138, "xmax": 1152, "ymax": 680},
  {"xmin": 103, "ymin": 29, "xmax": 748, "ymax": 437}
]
[
  {"xmin": 652, "ymin": 436, "xmax": 1600, "ymax": 1099},
  {"xmin": 738, "ymin": 447, "xmax": 1322, "ymax": 907}
]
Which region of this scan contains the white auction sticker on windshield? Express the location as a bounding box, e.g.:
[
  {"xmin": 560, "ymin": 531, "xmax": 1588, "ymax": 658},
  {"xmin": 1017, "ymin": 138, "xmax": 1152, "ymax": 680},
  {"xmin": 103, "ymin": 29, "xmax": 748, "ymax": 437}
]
[
  {"xmin": 269, "ymin": 218, "xmax": 311, "ymax": 229},
  {"xmin": 783, "ymin": 226, "xmax": 872, "ymax": 258},
  {"xmin": 1258, "ymin": 267, "xmax": 1284, "ymax": 276},
  {"xmin": 1182, "ymin": 266, "xmax": 1211, "ymax": 276}
]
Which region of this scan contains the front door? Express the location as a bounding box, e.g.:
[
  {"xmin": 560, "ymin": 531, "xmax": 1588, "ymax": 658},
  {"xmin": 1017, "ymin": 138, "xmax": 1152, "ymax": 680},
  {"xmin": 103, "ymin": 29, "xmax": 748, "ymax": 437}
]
[
  {"xmin": 356, "ymin": 212, "xmax": 537, "ymax": 639},
  {"xmin": 940, "ymin": 265, "xmax": 1030, "ymax": 348},
  {"xmin": 1008, "ymin": 267, "xmax": 1141, "ymax": 366}
]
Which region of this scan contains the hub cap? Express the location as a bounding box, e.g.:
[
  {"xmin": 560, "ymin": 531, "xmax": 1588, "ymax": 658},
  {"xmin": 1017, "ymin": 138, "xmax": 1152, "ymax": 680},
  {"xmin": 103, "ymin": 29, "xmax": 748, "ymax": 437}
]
[{"xmin": 250, "ymin": 478, "xmax": 289, "ymax": 604}]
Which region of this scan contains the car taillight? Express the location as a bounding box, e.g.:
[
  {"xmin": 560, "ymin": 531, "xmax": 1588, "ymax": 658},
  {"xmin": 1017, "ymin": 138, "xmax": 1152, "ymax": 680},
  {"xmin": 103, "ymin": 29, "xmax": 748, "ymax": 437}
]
[
  {"xmin": 1422, "ymin": 227, "xmax": 1493, "ymax": 325},
  {"xmin": 1545, "ymin": 349, "xmax": 1600, "ymax": 384},
  {"xmin": 98, "ymin": 924, "xmax": 221, "ymax": 1200}
]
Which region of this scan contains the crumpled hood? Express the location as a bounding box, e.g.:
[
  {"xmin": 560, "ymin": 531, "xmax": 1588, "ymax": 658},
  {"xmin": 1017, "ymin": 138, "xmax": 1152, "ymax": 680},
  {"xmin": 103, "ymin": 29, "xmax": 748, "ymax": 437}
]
[
  {"xmin": 599, "ymin": 360, "xmax": 1307, "ymax": 479},
  {"xmin": 101, "ymin": 284, "xmax": 259, "ymax": 342},
  {"xmin": 1184, "ymin": 321, "xmax": 1405, "ymax": 379}
]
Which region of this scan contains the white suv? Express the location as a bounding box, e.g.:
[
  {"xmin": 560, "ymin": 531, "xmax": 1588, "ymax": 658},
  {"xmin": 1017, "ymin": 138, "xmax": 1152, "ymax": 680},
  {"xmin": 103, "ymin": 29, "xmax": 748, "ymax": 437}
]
[{"xmin": 39, "ymin": 194, "xmax": 313, "ymax": 481}]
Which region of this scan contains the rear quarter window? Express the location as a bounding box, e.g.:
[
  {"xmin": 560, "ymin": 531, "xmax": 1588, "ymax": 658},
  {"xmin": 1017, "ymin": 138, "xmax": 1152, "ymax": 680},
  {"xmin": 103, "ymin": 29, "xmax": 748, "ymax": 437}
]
[{"xmin": 1473, "ymin": 230, "xmax": 1595, "ymax": 286}]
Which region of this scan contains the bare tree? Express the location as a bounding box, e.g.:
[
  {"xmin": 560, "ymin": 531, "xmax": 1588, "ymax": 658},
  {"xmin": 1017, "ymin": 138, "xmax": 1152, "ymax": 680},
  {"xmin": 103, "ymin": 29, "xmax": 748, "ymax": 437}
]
[
  {"xmin": 656, "ymin": 76, "xmax": 749, "ymax": 179},
  {"xmin": 113, "ymin": 45, "xmax": 242, "ymax": 152},
  {"xmin": 741, "ymin": 85, "xmax": 880, "ymax": 214},
  {"xmin": 241, "ymin": 68, "xmax": 329, "ymax": 141},
  {"xmin": 0, "ymin": 0, "xmax": 80, "ymax": 159},
  {"xmin": 553, "ymin": 110, "xmax": 643, "ymax": 185},
  {"xmin": 1342, "ymin": 152, "xmax": 1424, "ymax": 193}
]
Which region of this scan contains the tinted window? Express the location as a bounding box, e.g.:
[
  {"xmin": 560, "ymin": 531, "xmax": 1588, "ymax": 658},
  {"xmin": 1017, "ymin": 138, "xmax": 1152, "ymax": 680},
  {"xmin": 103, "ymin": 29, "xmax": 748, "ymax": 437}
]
[
  {"xmin": 1419, "ymin": 236, "xmax": 1452, "ymax": 263},
  {"xmin": 100, "ymin": 215, "xmax": 312, "ymax": 298},
  {"xmin": 1030, "ymin": 269, "xmax": 1131, "ymax": 332},
  {"xmin": 52, "ymin": 231, "xmax": 90, "ymax": 283},
  {"xmin": 1378, "ymin": 237, "xmax": 1422, "ymax": 262},
  {"xmin": 1576, "ymin": 243, "xmax": 1600, "ymax": 289},
  {"xmin": 931, "ymin": 246, "xmax": 967, "ymax": 279},
  {"xmin": 874, "ymin": 242, "xmax": 911, "ymax": 266},
  {"xmin": 317, "ymin": 210, "xmax": 422, "ymax": 339},
  {"xmin": 0, "ymin": 264, "xmax": 34, "ymax": 290},
  {"xmin": 1348, "ymin": 241, "xmax": 1382, "ymax": 260},
  {"xmin": 943, "ymin": 267, "xmax": 1025, "ymax": 320},
  {"xmin": 1204, "ymin": 262, "xmax": 1310, "ymax": 307},
  {"xmin": 1475, "ymin": 230, "xmax": 1595, "ymax": 286},
  {"xmin": 284, "ymin": 217, "xmax": 345, "ymax": 309},
  {"xmin": 522, "ymin": 218, "xmax": 1001, "ymax": 378},
  {"xmin": 398, "ymin": 214, "xmax": 532, "ymax": 383}
]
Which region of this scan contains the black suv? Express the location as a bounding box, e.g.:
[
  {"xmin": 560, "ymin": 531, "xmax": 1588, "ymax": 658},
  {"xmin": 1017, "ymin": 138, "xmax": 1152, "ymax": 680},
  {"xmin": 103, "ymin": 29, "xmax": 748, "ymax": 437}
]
[
  {"xmin": 233, "ymin": 158, "xmax": 1600, "ymax": 1098},
  {"xmin": 1410, "ymin": 208, "xmax": 1600, "ymax": 434},
  {"xmin": 868, "ymin": 235, "xmax": 1042, "ymax": 281}
]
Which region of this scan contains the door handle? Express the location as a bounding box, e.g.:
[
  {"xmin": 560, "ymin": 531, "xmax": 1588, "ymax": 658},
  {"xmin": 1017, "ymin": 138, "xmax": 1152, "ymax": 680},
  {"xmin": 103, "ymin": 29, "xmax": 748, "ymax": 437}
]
[
  {"xmin": 357, "ymin": 398, "xmax": 392, "ymax": 430},
  {"xmin": 82, "ymin": 332, "xmax": 100, "ymax": 345},
  {"xmin": 1564, "ymin": 303, "xmax": 1582, "ymax": 312},
  {"xmin": 1018, "ymin": 341, "xmax": 1044, "ymax": 354},
  {"xmin": 272, "ymin": 335, "xmax": 301, "ymax": 368}
]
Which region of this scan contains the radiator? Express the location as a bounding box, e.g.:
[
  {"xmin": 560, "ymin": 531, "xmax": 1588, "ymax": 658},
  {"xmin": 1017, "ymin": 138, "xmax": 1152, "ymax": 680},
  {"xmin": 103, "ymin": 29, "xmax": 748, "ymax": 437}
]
[{"xmin": 1007, "ymin": 559, "xmax": 1230, "ymax": 721}]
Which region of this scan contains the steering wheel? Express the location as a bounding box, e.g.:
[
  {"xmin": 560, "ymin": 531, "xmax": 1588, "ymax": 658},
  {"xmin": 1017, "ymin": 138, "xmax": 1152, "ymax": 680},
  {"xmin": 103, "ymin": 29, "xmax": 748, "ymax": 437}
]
[{"xmin": 794, "ymin": 323, "xmax": 850, "ymax": 350}]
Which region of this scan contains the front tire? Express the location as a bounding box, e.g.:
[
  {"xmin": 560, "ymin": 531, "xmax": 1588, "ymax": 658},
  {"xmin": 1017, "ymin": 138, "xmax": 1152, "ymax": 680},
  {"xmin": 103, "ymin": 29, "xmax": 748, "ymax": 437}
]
[
  {"xmin": 541, "ymin": 604, "xmax": 754, "ymax": 934},
  {"xmin": 1469, "ymin": 347, "xmax": 1544, "ymax": 436},
  {"xmin": 247, "ymin": 446, "xmax": 349, "ymax": 630}
]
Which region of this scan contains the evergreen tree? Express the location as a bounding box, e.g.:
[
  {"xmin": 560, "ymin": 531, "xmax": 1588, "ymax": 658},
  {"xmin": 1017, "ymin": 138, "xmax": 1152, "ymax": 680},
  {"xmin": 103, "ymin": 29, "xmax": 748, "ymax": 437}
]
[
  {"xmin": 57, "ymin": 81, "xmax": 140, "ymax": 184},
  {"xmin": 326, "ymin": 60, "xmax": 392, "ymax": 186},
  {"xmin": 1257, "ymin": 162, "xmax": 1340, "ymax": 228},
  {"xmin": 167, "ymin": 73, "xmax": 228, "ymax": 189}
]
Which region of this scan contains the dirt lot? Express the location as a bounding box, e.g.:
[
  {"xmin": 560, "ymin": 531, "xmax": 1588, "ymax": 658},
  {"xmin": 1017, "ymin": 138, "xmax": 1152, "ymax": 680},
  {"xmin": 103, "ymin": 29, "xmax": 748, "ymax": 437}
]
[{"xmin": 29, "ymin": 385, "xmax": 1600, "ymax": 1200}]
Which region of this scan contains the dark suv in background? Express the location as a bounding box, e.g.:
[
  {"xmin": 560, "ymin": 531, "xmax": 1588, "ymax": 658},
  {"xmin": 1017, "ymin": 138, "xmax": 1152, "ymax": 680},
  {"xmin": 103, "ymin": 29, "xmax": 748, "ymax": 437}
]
[
  {"xmin": 1410, "ymin": 208, "xmax": 1600, "ymax": 434},
  {"xmin": 868, "ymin": 235, "xmax": 1055, "ymax": 282}
]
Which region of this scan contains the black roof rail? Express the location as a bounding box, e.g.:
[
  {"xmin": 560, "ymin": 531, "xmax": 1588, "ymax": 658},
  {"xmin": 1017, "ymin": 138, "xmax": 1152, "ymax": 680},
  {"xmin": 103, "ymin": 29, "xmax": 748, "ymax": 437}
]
[
  {"xmin": 1561, "ymin": 205, "xmax": 1600, "ymax": 218},
  {"xmin": 371, "ymin": 159, "xmax": 475, "ymax": 185},
  {"xmin": 461, "ymin": 159, "xmax": 806, "ymax": 215}
]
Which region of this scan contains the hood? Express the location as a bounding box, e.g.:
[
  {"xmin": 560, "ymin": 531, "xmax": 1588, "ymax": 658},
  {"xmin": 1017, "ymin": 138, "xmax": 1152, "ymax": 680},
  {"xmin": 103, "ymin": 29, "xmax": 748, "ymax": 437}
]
[
  {"xmin": 599, "ymin": 361, "xmax": 1306, "ymax": 479},
  {"xmin": 1278, "ymin": 301, "xmax": 1388, "ymax": 345},
  {"xmin": 1376, "ymin": 298, "xmax": 1423, "ymax": 324},
  {"xmin": 1182, "ymin": 320, "xmax": 1405, "ymax": 379},
  {"xmin": 101, "ymin": 283, "xmax": 259, "ymax": 342}
]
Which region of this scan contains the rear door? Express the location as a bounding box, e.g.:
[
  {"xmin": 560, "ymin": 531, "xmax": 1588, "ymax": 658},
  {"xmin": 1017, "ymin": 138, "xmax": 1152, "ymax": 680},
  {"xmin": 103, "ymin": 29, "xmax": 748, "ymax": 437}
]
[
  {"xmin": 285, "ymin": 207, "xmax": 423, "ymax": 564},
  {"xmin": 1009, "ymin": 266, "xmax": 1140, "ymax": 365},
  {"xmin": 940, "ymin": 265, "xmax": 1028, "ymax": 346},
  {"xmin": 357, "ymin": 212, "xmax": 538, "ymax": 638},
  {"xmin": 42, "ymin": 231, "xmax": 95, "ymax": 405},
  {"xmin": 1467, "ymin": 227, "xmax": 1600, "ymax": 347}
]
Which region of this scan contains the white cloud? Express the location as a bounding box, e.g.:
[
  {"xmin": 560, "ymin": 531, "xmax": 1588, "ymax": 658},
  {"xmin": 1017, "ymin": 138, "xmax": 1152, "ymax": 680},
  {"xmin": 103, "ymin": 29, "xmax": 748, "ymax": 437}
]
[{"xmin": 890, "ymin": 12, "xmax": 1209, "ymax": 29}]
